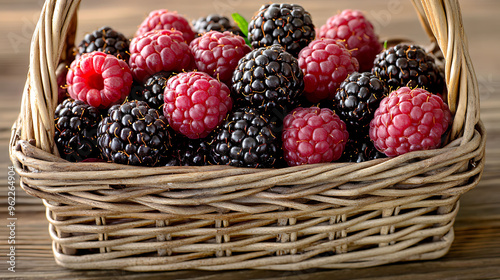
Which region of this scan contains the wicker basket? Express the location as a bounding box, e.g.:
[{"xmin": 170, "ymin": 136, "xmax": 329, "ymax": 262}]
[{"xmin": 10, "ymin": 0, "xmax": 485, "ymax": 271}]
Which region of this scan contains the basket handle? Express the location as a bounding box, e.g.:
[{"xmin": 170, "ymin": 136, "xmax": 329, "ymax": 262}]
[
  {"xmin": 14, "ymin": 0, "xmax": 478, "ymax": 154},
  {"xmin": 411, "ymin": 0, "xmax": 480, "ymax": 142},
  {"xmin": 15, "ymin": 0, "xmax": 80, "ymax": 155}
]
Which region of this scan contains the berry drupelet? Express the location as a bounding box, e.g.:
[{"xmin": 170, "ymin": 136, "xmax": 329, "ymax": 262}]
[
  {"xmin": 248, "ymin": 3, "xmax": 315, "ymax": 57},
  {"xmin": 168, "ymin": 134, "xmax": 213, "ymax": 166},
  {"xmin": 129, "ymin": 29, "xmax": 194, "ymax": 83},
  {"xmin": 334, "ymin": 72, "xmax": 388, "ymax": 134},
  {"xmin": 341, "ymin": 135, "xmax": 386, "ymax": 163},
  {"xmin": 298, "ymin": 38, "xmax": 359, "ymax": 103},
  {"xmin": 97, "ymin": 101, "xmax": 170, "ymax": 166},
  {"xmin": 189, "ymin": 31, "xmax": 251, "ymax": 86},
  {"xmin": 66, "ymin": 51, "xmax": 133, "ymax": 109},
  {"xmin": 211, "ymin": 107, "xmax": 280, "ymax": 168},
  {"xmin": 369, "ymin": 87, "xmax": 452, "ymax": 157},
  {"xmin": 77, "ymin": 26, "xmax": 130, "ymax": 62},
  {"xmin": 318, "ymin": 9, "xmax": 382, "ymax": 72},
  {"xmin": 232, "ymin": 44, "xmax": 304, "ymax": 113},
  {"xmin": 163, "ymin": 72, "xmax": 233, "ymax": 139},
  {"xmin": 132, "ymin": 71, "xmax": 175, "ymax": 111},
  {"xmin": 192, "ymin": 14, "xmax": 243, "ymax": 37},
  {"xmin": 134, "ymin": 9, "xmax": 195, "ymax": 43},
  {"xmin": 54, "ymin": 98, "xmax": 101, "ymax": 162},
  {"xmin": 282, "ymin": 107, "xmax": 349, "ymax": 166},
  {"xmin": 372, "ymin": 43, "xmax": 444, "ymax": 94}
]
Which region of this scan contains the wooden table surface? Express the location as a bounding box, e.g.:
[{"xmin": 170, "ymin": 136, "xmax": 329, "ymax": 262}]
[{"xmin": 1, "ymin": 0, "xmax": 499, "ymax": 279}]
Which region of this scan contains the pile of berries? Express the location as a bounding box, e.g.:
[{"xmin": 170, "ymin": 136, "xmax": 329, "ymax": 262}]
[{"xmin": 54, "ymin": 4, "xmax": 451, "ymax": 168}]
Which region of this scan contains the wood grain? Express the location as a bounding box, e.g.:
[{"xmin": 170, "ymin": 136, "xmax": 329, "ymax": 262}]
[{"xmin": 1, "ymin": 0, "xmax": 499, "ymax": 279}]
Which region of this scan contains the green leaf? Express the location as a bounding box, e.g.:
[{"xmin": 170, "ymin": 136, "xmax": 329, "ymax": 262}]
[
  {"xmin": 231, "ymin": 13, "xmax": 249, "ymax": 37},
  {"xmin": 383, "ymin": 40, "xmax": 388, "ymax": 50}
]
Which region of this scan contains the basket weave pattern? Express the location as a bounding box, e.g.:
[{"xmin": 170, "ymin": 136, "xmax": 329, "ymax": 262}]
[{"xmin": 9, "ymin": 0, "xmax": 485, "ymax": 271}]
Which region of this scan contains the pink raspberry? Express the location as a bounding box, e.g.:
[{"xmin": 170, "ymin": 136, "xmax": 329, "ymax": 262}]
[
  {"xmin": 189, "ymin": 31, "xmax": 251, "ymax": 86},
  {"xmin": 66, "ymin": 51, "xmax": 133, "ymax": 109},
  {"xmin": 129, "ymin": 29, "xmax": 194, "ymax": 83},
  {"xmin": 319, "ymin": 9, "xmax": 382, "ymax": 72},
  {"xmin": 163, "ymin": 72, "xmax": 233, "ymax": 139},
  {"xmin": 282, "ymin": 107, "xmax": 349, "ymax": 166},
  {"xmin": 135, "ymin": 9, "xmax": 195, "ymax": 43},
  {"xmin": 369, "ymin": 87, "xmax": 452, "ymax": 157},
  {"xmin": 298, "ymin": 38, "xmax": 359, "ymax": 103}
]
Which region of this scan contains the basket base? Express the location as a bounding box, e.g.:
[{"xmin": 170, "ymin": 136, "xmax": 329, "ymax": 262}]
[{"xmin": 51, "ymin": 228, "xmax": 454, "ymax": 271}]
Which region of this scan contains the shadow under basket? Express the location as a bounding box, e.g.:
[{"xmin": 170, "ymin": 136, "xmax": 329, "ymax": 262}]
[{"xmin": 9, "ymin": 0, "xmax": 486, "ymax": 271}]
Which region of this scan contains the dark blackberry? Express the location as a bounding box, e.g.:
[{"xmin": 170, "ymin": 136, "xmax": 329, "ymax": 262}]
[
  {"xmin": 192, "ymin": 14, "xmax": 243, "ymax": 37},
  {"xmin": 232, "ymin": 44, "xmax": 304, "ymax": 113},
  {"xmin": 136, "ymin": 71, "xmax": 175, "ymax": 110},
  {"xmin": 211, "ymin": 108, "xmax": 280, "ymax": 168},
  {"xmin": 248, "ymin": 3, "xmax": 315, "ymax": 57},
  {"xmin": 163, "ymin": 157, "xmax": 181, "ymax": 166},
  {"xmin": 342, "ymin": 135, "xmax": 386, "ymax": 163},
  {"xmin": 127, "ymin": 81, "xmax": 145, "ymax": 103},
  {"xmin": 78, "ymin": 26, "xmax": 130, "ymax": 62},
  {"xmin": 97, "ymin": 101, "xmax": 170, "ymax": 166},
  {"xmin": 54, "ymin": 98, "xmax": 101, "ymax": 162},
  {"xmin": 334, "ymin": 72, "xmax": 388, "ymax": 134},
  {"xmin": 169, "ymin": 134, "xmax": 213, "ymax": 166},
  {"xmin": 372, "ymin": 44, "xmax": 444, "ymax": 94}
]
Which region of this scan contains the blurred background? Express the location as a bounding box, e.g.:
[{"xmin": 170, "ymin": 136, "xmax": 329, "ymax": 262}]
[{"xmin": 0, "ymin": 0, "xmax": 499, "ymax": 278}]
